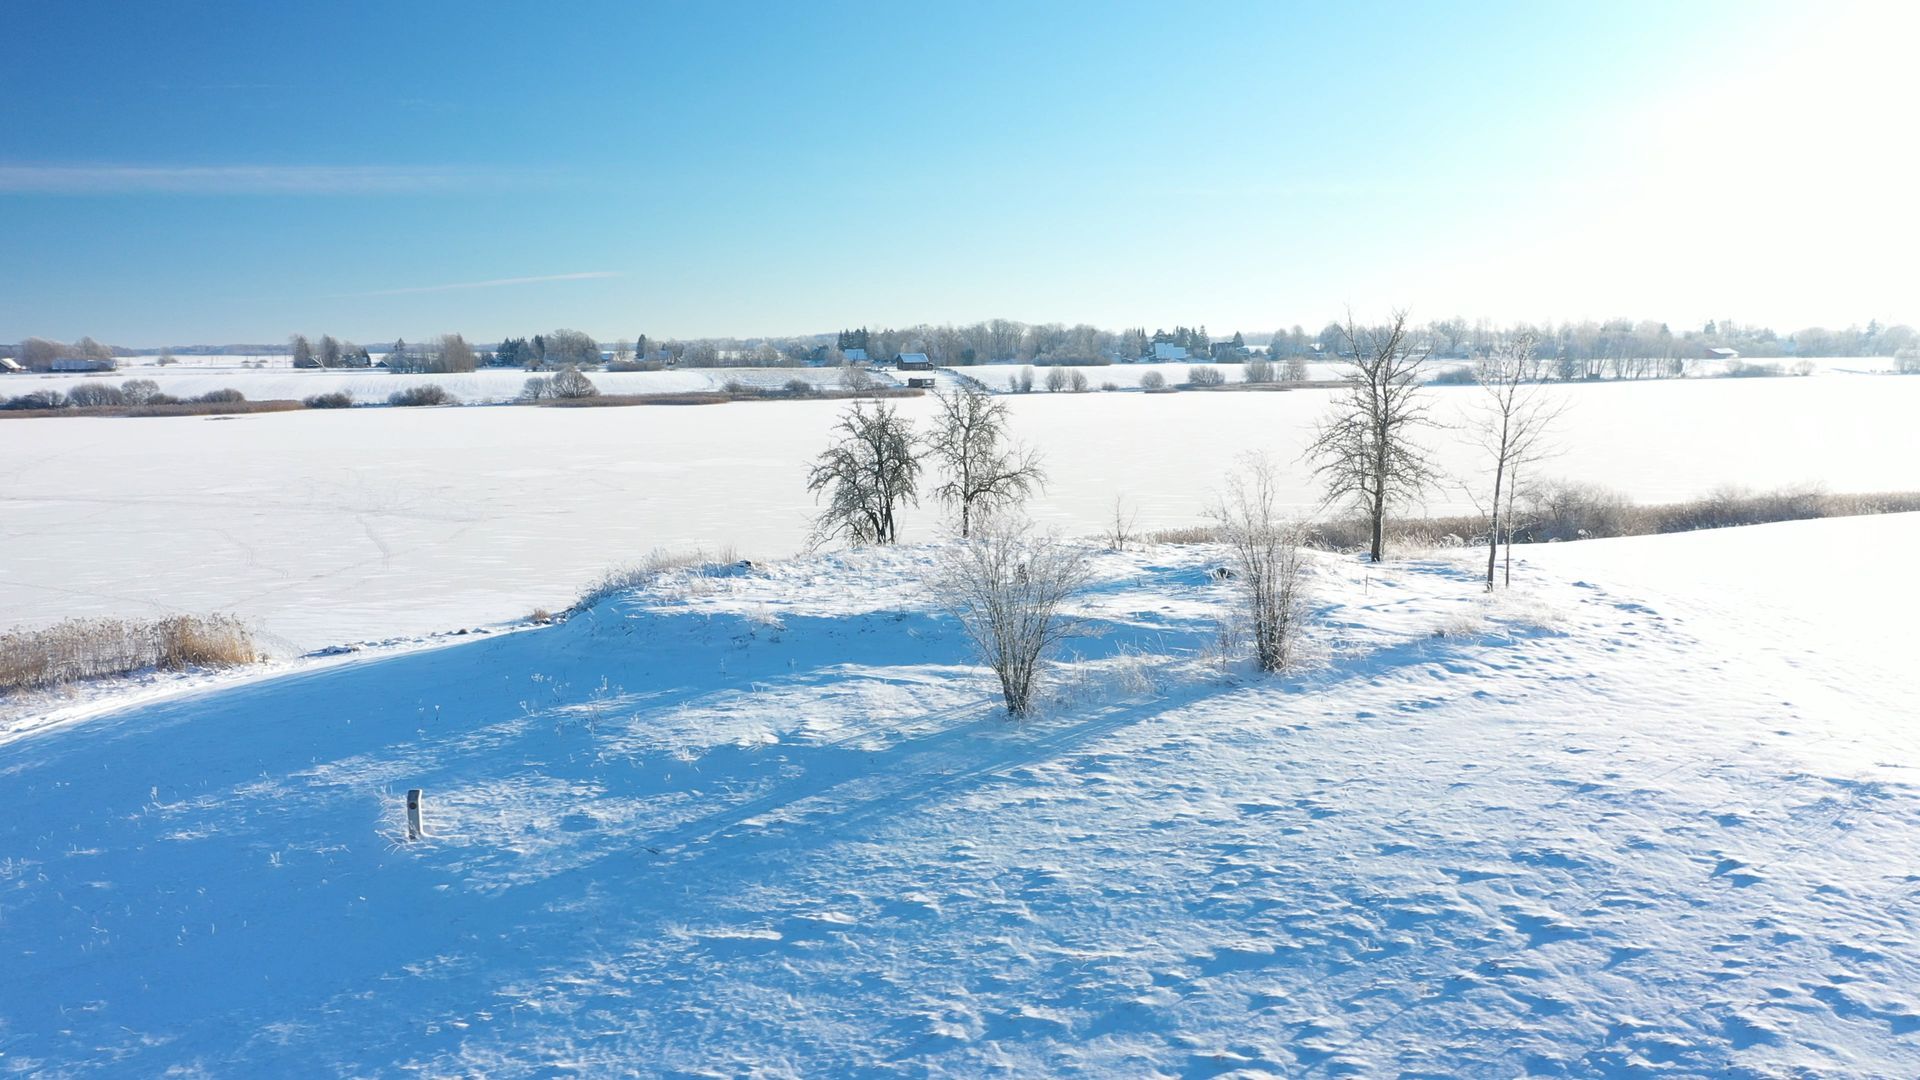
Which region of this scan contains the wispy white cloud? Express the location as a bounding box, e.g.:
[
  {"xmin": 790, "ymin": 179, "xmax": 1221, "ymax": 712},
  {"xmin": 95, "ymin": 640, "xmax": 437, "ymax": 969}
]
[
  {"xmin": 348, "ymin": 272, "xmax": 623, "ymax": 298},
  {"xmin": 0, "ymin": 163, "xmax": 533, "ymax": 195}
]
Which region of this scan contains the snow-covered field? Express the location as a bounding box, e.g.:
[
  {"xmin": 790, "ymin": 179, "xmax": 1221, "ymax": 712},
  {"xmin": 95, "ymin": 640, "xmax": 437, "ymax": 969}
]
[
  {"xmin": 2, "ymin": 514, "xmax": 1917, "ymax": 1075},
  {"xmin": 3, "ymin": 374, "xmax": 1918, "ymax": 651}
]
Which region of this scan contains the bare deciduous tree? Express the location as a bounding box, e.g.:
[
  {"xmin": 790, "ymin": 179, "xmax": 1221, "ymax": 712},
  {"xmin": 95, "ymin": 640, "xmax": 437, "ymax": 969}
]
[
  {"xmin": 1210, "ymin": 454, "xmax": 1309, "ymax": 672},
  {"xmin": 1304, "ymin": 310, "xmax": 1441, "ymax": 562},
  {"xmin": 807, "ymin": 401, "xmax": 921, "ymax": 546},
  {"xmin": 1471, "ymin": 332, "xmax": 1562, "ymax": 590},
  {"xmin": 936, "ymin": 518, "xmax": 1093, "ymax": 717},
  {"xmin": 927, "ymin": 385, "xmax": 1046, "ymax": 538},
  {"xmin": 542, "ymin": 329, "xmax": 599, "ymax": 368},
  {"xmin": 840, "ymin": 362, "xmax": 873, "ymax": 392},
  {"xmin": 289, "ymin": 334, "xmax": 314, "ymax": 368},
  {"xmin": 549, "ymin": 364, "xmax": 598, "ymax": 398},
  {"xmin": 431, "ymin": 333, "xmax": 478, "ymax": 374},
  {"xmin": 17, "ymin": 337, "xmax": 64, "ymax": 371},
  {"xmin": 1106, "ymin": 494, "xmax": 1137, "ymax": 551}
]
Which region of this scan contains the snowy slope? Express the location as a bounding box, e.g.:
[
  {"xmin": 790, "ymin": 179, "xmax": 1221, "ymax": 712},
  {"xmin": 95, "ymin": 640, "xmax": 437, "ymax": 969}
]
[{"xmin": 3, "ymin": 514, "xmax": 1918, "ymax": 1075}]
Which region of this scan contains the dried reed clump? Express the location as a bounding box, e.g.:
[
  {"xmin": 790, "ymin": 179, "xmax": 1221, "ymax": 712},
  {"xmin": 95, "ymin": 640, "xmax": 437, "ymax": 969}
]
[
  {"xmin": 569, "ymin": 546, "xmax": 742, "ymax": 613},
  {"xmin": 0, "ymin": 614, "xmax": 256, "ymax": 692}
]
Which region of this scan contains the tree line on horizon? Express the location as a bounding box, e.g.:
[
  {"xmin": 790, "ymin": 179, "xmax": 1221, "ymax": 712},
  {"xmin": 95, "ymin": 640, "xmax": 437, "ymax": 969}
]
[{"xmin": 7, "ymin": 315, "xmax": 1917, "ymax": 373}]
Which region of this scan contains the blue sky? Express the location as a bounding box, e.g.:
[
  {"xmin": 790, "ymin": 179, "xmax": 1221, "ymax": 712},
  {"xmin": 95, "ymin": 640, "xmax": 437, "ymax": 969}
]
[{"xmin": 2, "ymin": 0, "xmax": 1912, "ymax": 345}]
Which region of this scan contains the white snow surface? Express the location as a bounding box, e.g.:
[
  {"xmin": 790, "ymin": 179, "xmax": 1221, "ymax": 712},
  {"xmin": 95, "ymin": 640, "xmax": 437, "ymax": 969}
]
[
  {"xmin": 4, "ymin": 374, "xmax": 1919, "ymax": 651},
  {"xmin": 2, "ymin": 514, "xmax": 1918, "ymax": 1075}
]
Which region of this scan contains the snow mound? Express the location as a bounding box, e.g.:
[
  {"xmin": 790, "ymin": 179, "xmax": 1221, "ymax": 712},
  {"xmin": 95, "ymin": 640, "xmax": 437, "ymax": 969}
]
[{"xmin": 3, "ymin": 516, "xmax": 1918, "ymax": 1075}]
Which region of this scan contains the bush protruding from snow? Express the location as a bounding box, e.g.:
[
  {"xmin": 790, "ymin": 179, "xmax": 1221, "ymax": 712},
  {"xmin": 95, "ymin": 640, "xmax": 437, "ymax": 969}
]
[
  {"xmin": 120, "ymin": 378, "xmax": 163, "ymax": 405},
  {"xmin": 549, "ymin": 365, "xmax": 599, "ymax": 399},
  {"xmin": 1210, "ymin": 454, "xmax": 1309, "ymax": 672},
  {"xmin": 3, "ymin": 389, "xmax": 69, "ymax": 411},
  {"xmin": 1187, "ymin": 366, "xmax": 1225, "ymax": 388},
  {"xmin": 67, "ymin": 382, "xmax": 126, "ymax": 408},
  {"xmin": 388, "ymin": 384, "xmax": 457, "ymax": 407},
  {"xmin": 935, "ymin": 519, "xmax": 1093, "ymax": 718}
]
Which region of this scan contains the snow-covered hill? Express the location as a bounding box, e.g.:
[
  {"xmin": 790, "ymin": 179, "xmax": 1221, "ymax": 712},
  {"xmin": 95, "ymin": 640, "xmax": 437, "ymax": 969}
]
[{"xmin": 3, "ymin": 515, "xmax": 1917, "ymax": 1075}]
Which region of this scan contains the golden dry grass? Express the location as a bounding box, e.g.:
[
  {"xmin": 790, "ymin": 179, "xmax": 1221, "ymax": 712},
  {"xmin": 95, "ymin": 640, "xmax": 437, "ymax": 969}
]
[{"xmin": 0, "ymin": 614, "xmax": 256, "ymax": 692}]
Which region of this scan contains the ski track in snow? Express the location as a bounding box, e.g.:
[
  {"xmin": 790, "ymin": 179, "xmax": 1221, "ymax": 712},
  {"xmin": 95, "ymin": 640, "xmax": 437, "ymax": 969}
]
[{"xmin": 1, "ymin": 517, "xmax": 1917, "ymax": 1076}]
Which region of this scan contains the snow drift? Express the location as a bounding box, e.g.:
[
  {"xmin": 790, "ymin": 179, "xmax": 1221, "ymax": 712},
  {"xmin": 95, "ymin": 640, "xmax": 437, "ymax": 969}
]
[{"xmin": 2, "ymin": 516, "xmax": 1918, "ymax": 1075}]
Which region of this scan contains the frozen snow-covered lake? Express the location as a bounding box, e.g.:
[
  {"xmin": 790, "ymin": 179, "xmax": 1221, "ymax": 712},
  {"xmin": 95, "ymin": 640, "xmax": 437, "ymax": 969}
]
[{"xmin": 2, "ymin": 374, "xmax": 1916, "ymax": 650}]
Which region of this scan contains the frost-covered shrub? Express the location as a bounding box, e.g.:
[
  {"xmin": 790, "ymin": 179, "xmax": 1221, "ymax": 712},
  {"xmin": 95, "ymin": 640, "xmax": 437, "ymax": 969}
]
[
  {"xmin": 303, "ymin": 391, "xmax": 354, "ymax": 409},
  {"xmin": 1045, "ymin": 367, "xmax": 1070, "ymax": 392},
  {"xmin": 1068, "ymin": 370, "xmax": 1089, "ymax": 392},
  {"xmin": 119, "ymin": 378, "xmax": 163, "ymax": 405},
  {"xmin": 196, "ymin": 388, "xmax": 246, "ymax": 404},
  {"xmin": 1012, "ymin": 367, "xmax": 1035, "ymax": 393},
  {"xmin": 1210, "ymin": 455, "xmax": 1309, "ymax": 673},
  {"xmin": 67, "ymin": 381, "xmax": 126, "ymax": 407},
  {"xmin": 1243, "ymin": 357, "xmax": 1275, "ymax": 383},
  {"xmin": 1520, "ymin": 481, "xmax": 1633, "ymax": 541},
  {"xmin": 1188, "ymin": 365, "xmax": 1225, "ymax": 387},
  {"xmin": 388, "ymin": 384, "xmax": 456, "ymax": 407},
  {"xmin": 840, "ymin": 364, "xmax": 874, "ymax": 392},
  {"xmin": 784, "ymin": 377, "xmax": 815, "ymax": 396},
  {"xmin": 521, "ymin": 376, "xmax": 554, "ymax": 401},
  {"xmin": 1139, "ymin": 370, "xmax": 1168, "ymax": 391},
  {"xmin": 550, "ymin": 366, "xmax": 598, "ymax": 398},
  {"xmin": 935, "ymin": 520, "xmax": 1093, "ymax": 718},
  {"xmin": 2, "ymin": 389, "xmax": 68, "ymax": 411}
]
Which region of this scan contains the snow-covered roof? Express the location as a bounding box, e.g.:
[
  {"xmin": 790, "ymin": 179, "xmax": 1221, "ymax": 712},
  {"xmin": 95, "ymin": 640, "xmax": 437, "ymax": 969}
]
[
  {"xmin": 842, "ymin": 348, "xmax": 868, "ymax": 362},
  {"xmin": 895, "ymin": 352, "xmax": 931, "ymax": 365}
]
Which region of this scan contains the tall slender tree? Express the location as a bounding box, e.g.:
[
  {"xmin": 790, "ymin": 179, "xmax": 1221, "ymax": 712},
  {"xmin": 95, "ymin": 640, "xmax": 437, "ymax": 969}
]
[
  {"xmin": 1471, "ymin": 333, "xmax": 1562, "ymax": 589},
  {"xmin": 806, "ymin": 401, "xmax": 921, "ymax": 546},
  {"xmin": 1304, "ymin": 310, "xmax": 1441, "ymax": 562},
  {"xmin": 927, "ymin": 385, "xmax": 1046, "ymax": 537}
]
